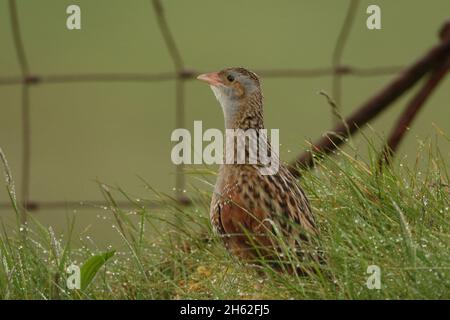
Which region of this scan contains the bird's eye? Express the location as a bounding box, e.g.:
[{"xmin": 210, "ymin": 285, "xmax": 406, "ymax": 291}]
[{"xmin": 227, "ymin": 74, "xmax": 235, "ymax": 82}]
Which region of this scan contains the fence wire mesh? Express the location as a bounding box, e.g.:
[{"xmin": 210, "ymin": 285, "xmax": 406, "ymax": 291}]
[{"xmin": 0, "ymin": 0, "xmax": 407, "ymax": 213}]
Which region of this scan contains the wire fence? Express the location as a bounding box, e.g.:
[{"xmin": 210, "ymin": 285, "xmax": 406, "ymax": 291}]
[{"xmin": 3, "ymin": 0, "xmax": 442, "ymax": 214}]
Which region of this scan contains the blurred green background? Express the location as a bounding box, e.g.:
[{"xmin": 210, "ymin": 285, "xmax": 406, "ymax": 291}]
[{"xmin": 0, "ymin": 0, "xmax": 449, "ymax": 245}]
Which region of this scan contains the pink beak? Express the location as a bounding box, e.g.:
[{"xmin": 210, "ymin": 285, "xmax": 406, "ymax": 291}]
[{"xmin": 196, "ymin": 72, "xmax": 223, "ymax": 86}]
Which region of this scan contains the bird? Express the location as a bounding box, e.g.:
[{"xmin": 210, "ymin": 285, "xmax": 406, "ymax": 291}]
[{"xmin": 197, "ymin": 67, "xmax": 318, "ymax": 270}]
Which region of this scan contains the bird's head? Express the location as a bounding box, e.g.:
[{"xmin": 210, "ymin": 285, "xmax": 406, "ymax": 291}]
[{"xmin": 197, "ymin": 67, "xmax": 263, "ymax": 129}]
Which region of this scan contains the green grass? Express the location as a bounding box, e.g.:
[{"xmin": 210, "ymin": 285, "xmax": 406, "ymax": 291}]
[{"xmin": 0, "ymin": 138, "xmax": 449, "ymax": 300}]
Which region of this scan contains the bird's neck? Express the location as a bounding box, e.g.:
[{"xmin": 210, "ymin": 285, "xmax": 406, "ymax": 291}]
[
  {"xmin": 219, "ymin": 92, "xmax": 272, "ymax": 169},
  {"xmin": 224, "ymin": 92, "xmax": 264, "ymax": 130}
]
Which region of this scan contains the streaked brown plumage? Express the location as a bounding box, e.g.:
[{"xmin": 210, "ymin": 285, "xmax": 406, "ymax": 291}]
[{"xmin": 197, "ymin": 67, "xmax": 317, "ymax": 264}]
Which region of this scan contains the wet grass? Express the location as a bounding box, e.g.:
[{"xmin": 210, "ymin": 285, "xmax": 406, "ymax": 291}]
[{"xmin": 0, "ymin": 139, "xmax": 449, "ymax": 299}]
